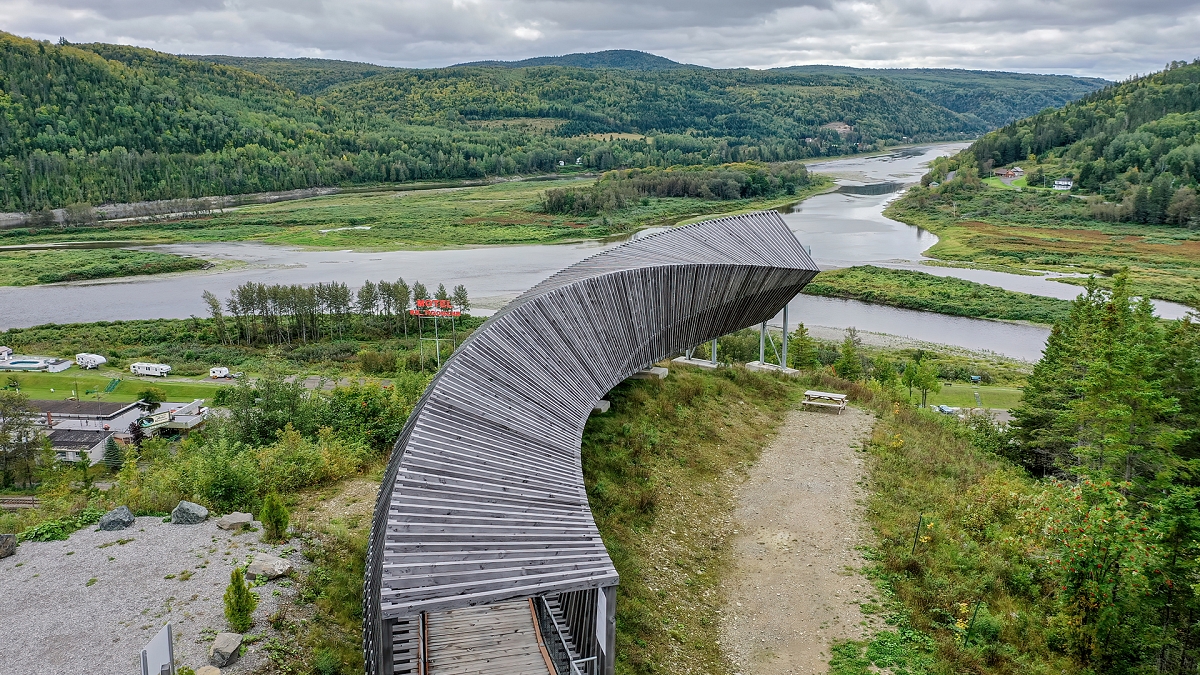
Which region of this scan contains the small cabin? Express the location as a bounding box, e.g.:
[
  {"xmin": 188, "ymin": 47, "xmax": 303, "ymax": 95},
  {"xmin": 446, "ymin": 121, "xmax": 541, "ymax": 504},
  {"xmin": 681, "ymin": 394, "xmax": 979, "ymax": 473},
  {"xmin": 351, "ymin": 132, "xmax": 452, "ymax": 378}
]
[
  {"xmin": 1053, "ymin": 178, "xmax": 1074, "ymax": 190},
  {"xmin": 0, "ymin": 346, "xmax": 11, "ymax": 360},
  {"xmin": 1011, "ymin": 167, "xmax": 1025, "ymax": 176},
  {"xmin": 130, "ymin": 362, "xmax": 171, "ymax": 377}
]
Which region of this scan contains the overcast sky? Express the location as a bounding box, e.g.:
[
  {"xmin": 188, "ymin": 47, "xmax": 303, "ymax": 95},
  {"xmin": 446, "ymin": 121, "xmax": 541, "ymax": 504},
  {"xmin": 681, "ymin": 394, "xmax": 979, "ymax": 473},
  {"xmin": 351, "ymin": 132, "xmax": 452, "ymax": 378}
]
[{"xmin": 1, "ymin": 0, "xmax": 1197, "ymax": 79}]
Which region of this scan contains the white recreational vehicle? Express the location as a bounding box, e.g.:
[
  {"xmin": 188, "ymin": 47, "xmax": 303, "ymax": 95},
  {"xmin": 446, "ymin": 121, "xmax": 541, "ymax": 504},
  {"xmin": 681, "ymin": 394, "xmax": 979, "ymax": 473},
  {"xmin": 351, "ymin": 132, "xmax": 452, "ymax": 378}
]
[
  {"xmin": 209, "ymin": 366, "xmax": 230, "ymax": 379},
  {"xmin": 130, "ymin": 362, "xmax": 171, "ymax": 377},
  {"xmin": 76, "ymin": 353, "xmax": 107, "ymax": 369}
]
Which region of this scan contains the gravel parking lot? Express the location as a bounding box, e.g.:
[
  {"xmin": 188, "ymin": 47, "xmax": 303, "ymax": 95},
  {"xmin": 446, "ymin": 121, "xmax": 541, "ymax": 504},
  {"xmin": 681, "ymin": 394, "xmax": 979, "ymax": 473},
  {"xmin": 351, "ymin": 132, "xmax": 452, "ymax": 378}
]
[{"xmin": 0, "ymin": 515, "xmax": 304, "ymax": 675}]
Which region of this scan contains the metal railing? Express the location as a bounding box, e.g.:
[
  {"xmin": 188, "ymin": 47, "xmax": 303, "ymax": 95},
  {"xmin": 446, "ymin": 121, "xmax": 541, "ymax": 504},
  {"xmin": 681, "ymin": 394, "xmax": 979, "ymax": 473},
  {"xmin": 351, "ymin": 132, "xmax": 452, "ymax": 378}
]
[{"xmin": 535, "ymin": 596, "xmax": 599, "ymax": 675}]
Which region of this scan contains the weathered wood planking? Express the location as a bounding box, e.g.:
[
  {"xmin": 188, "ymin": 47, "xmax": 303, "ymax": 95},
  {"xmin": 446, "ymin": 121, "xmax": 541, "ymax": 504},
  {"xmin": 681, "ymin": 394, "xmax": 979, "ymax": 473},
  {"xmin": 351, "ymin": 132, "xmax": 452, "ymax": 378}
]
[{"xmin": 364, "ymin": 210, "xmax": 820, "ymax": 675}]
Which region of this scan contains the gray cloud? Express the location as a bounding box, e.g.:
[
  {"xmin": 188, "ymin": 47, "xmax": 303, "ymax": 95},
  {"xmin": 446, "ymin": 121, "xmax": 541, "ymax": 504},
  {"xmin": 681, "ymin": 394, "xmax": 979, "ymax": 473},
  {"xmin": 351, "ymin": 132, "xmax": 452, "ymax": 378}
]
[{"xmin": 1, "ymin": 0, "xmax": 1196, "ymax": 78}]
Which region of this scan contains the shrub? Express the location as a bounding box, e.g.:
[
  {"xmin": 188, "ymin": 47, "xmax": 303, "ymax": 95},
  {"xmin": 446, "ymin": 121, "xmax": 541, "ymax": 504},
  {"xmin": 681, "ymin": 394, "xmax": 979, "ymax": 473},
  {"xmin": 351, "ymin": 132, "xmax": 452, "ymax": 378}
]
[
  {"xmin": 102, "ymin": 437, "xmax": 124, "ymax": 469},
  {"xmin": 224, "ymin": 566, "xmax": 258, "ymax": 632},
  {"xmin": 260, "ymin": 492, "xmax": 290, "ymax": 543},
  {"xmin": 359, "ymin": 350, "xmax": 396, "ymax": 375}
]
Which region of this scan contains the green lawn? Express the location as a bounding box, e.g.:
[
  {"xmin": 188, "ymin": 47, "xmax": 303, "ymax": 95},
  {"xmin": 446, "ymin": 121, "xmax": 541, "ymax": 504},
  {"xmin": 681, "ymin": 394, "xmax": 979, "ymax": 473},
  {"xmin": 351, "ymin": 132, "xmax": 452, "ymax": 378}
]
[
  {"xmin": 1, "ymin": 369, "xmax": 224, "ymax": 403},
  {"xmin": 918, "ymin": 384, "xmax": 1022, "ymax": 409}
]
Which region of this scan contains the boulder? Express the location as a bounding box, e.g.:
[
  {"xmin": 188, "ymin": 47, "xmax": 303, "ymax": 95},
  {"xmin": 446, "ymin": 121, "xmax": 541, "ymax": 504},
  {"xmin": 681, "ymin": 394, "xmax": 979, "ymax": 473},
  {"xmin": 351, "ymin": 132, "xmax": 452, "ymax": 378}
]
[
  {"xmin": 98, "ymin": 506, "xmax": 135, "ymax": 531},
  {"xmin": 171, "ymin": 501, "xmax": 209, "ymax": 525},
  {"xmin": 246, "ymin": 553, "xmax": 294, "ymax": 581},
  {"xmin": 0, "ymin": 534, "xmax": 15, "ymax": 559},
  {"xmin": 195, "ymin": 667, "xmax": 221, "ymax": 675},
  {"xmin": 216, "ymin": 512, "xmax": 253, "ymax": 531},
  {"xmin": 208, "ymin": 632, "xmax": 242, "ymax": 667}
]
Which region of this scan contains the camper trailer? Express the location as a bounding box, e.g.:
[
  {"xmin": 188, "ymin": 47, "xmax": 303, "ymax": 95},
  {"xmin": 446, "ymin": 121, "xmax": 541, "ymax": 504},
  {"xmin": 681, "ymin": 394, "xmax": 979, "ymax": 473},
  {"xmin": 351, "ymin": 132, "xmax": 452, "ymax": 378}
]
[
  {"xmin": 130, "ymin": 362, "xmax": 171, "ymax": 377},
  {"xmin": 209, "ymin": 366, "xmax": 230, "ymax": 379},
  {"xmin": 76, "ymin": 353, "xmax": 107, "ymax": 369}
]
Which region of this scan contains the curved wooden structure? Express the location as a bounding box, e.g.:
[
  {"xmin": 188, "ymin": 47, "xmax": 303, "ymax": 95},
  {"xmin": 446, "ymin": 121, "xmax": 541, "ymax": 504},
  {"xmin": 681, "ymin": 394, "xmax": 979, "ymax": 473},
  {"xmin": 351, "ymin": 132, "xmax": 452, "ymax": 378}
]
[{"xmin": 364, "ymin": 210, "xmax": 820, "ymax": 675}]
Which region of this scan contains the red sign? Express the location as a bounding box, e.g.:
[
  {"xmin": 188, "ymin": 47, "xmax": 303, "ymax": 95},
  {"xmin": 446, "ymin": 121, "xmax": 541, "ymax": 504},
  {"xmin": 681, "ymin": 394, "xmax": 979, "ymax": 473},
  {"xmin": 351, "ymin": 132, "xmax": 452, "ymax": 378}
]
[{"xmin": 411, "ymin": 299, "xmax": 460, "ymax": 317}]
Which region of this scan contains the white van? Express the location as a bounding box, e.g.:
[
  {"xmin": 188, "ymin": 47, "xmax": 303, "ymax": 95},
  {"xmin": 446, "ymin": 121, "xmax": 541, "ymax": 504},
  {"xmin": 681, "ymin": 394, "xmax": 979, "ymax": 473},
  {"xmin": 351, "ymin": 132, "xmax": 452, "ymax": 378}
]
[
  {"xmin": 209, "ymin": 366, "xmax": 230, "ymax": 379},
  {"xmin": 76, "ymin": 353, "xmax": 107, "ymax": 369},
  {"xmin": 130, "ymin": 362, "xmax": 171, "ymax": 377}
]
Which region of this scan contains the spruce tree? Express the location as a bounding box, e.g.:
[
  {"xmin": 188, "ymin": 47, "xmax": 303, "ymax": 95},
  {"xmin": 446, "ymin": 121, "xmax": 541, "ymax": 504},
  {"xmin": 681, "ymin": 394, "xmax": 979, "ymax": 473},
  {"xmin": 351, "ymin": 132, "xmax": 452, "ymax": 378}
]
[
  {"xmin": 833, "ymin": 334, "xmax": 862, "ymax": 380},
  {"xmin": 224, "ymin": 566, "xmax": 258, "ymax": 632},
  {"xmin": 101, "ymin": 437, "xmax": 123, "ymax": 469},
  {"xmin": 259, "ymin": 493, "xmax": 290, "ymax": 543}
]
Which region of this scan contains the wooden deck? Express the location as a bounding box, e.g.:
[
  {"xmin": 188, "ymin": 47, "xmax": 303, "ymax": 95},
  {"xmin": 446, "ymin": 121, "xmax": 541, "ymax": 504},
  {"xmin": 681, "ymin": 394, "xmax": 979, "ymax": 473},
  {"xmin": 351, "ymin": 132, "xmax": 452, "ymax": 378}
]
[
  {"xmin": 364, "ymin": 210, "xmax": 821, "ymax": 675},
  {"xmin": 426, "ymin": 602, "xmax": 551, "ymax": 675}
]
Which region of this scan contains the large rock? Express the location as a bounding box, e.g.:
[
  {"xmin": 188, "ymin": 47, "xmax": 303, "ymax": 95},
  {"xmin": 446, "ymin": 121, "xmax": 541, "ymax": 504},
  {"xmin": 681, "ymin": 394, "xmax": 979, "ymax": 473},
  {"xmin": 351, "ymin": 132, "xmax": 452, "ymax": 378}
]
[
  {"xmin": 215, "ymin": 512, "xmax": 253, "ymax": 531},
  {"xmin": 171, "ymin": 501, "xmax": 209, "ymax": 524},
  {"xmin": 98, "ymin": 506, "xmax": 135, "ymax": 531},
  {"xmin": 209, "ymin": 632, "xmax": 242, "ymax": 667},
  {"xmin": 0, "ymin": 534, "xmax": 15, "ymax": 559},
  {"xmin": 246, "ymin": 553, "xmax": 294, "ymax": 581}
]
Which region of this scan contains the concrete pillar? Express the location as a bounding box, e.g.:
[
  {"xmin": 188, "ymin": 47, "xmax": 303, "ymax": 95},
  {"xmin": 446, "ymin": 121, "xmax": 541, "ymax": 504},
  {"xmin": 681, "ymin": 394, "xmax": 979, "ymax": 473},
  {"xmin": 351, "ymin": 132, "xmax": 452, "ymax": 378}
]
[{"xmin": 710, "ymin": 338, "xmax": 718, "ymax": 365}]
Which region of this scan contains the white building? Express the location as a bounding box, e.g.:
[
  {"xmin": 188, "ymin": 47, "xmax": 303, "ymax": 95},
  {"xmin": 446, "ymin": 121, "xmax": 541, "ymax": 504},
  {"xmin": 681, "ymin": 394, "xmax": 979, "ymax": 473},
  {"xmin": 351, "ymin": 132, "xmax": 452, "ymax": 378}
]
[
  {"xmin": 0, "ymin": 346, "xmax": 11, "ymax": 360},
  {"xmin": 130, "ymin": 362, "xmax": 171, "ymax": 377},
  {"xmin": 1053, "ymin": 178, "xmax": 1074, "ymax": 190}
]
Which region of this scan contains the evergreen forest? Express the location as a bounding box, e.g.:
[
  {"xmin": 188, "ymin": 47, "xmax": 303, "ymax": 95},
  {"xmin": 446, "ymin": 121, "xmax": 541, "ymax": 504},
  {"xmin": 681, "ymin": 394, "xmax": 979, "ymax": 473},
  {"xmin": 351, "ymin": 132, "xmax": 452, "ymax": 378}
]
[{"xmin": 0, "ymin": 32, "xmax": 1105, "ymax": 213}]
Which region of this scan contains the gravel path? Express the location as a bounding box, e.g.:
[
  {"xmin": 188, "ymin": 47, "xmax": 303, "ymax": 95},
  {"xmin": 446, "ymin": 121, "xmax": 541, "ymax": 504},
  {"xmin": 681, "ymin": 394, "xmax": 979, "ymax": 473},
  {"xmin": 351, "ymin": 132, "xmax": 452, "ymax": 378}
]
[
  {"xmin": 720, "ymin": 406, "xmax": 877, "ymax": 675},
  {"xmin": 0, "ymin": 516, "xmax": 304, "ymax": 675}
]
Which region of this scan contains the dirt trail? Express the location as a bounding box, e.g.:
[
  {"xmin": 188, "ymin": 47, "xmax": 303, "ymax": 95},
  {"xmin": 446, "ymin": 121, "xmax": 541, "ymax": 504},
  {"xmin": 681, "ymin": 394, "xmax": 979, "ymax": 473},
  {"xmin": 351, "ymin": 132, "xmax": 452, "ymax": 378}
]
[{"xmin": 720, "ymin": 406, "xmax": 877, "ymax": 675}]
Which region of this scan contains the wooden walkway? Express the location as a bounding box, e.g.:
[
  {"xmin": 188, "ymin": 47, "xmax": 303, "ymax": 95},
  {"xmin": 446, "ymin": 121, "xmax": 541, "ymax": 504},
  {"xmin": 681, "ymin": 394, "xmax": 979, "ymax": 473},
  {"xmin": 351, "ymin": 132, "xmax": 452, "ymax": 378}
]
[
  {"xmin": 364, "ymin": 211, "xmax": 820, "ymax": 675},
  {"xmin": 426, "ymin": 602, "xmax": 551, "ymax": 675}
]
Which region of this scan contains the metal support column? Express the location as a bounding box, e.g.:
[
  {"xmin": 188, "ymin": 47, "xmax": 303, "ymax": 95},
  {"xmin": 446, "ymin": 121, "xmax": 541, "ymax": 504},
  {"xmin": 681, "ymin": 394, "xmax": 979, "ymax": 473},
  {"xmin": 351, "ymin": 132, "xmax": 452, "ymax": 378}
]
[
  {"xmin": 601, "ymin": 585, "xmax": 617, "ymax": 675},
  {"xmin": 759, "ymin": 321, "xmax": 766, "ymax": 364},
  {"xmin": 781, "ymin": 303, "xmax": 789, "ymax": 369},
  {"xmin": 710, "ymin": 338, "xmax": 717, "ymax": 366}
]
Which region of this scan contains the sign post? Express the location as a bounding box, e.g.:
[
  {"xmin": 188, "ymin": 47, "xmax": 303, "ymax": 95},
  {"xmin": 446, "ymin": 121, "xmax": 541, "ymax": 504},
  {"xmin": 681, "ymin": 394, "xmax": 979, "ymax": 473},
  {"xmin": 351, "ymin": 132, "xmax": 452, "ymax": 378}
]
[
  {"xmin": 141, "ymin": 623, "xmax": 174, "ymax": 675},
  {"xmin": 410, "ymin": 299, "xmax": 462, "ymax": 369}
]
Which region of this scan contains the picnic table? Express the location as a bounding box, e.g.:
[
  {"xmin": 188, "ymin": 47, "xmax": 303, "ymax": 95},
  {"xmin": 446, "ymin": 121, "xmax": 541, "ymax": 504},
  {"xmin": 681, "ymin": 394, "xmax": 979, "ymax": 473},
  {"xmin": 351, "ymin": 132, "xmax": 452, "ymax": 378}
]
[{"xmin": 801, "ymin": 390, "xmax": 847, "ymax": 413}]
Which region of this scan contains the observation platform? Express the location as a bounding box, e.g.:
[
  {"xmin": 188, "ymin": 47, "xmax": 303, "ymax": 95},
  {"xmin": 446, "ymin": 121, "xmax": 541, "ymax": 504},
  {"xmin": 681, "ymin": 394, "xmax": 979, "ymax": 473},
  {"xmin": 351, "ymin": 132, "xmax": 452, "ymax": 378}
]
[{"xmin": 364, "ymin": 210, "xmax": 819, "ymax": 675}]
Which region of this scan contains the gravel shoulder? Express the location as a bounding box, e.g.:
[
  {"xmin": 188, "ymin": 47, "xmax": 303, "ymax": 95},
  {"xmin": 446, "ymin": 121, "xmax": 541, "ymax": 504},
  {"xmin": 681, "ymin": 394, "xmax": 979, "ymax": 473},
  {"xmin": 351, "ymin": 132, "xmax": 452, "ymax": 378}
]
[
  {"xmin": 0, "ymin": 516, "xmax": 304, "ymax": 675},
  {"xmin": 720, "ymin": 405, "xmax": 877, "ymax": 675}
]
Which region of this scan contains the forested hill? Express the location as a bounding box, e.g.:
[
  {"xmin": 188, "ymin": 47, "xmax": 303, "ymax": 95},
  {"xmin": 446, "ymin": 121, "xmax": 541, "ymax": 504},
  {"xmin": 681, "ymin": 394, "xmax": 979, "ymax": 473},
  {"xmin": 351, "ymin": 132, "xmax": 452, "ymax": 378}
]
[
  {"xmin": 961, "ymin": 59, "xmax": 1200, "ymax": 225},
  {"xmin": 187, "ymin": 55, "xmax": 393, "ymax": 95},
  {"xmin": 776, "ymin": 65, "xmax": 1109, "ymax": 127},
  {"xmin": 0, "ymin": 32, "xmax": 1101, "ymax": 213},
  {"xmin": 455, "ymin": 49, "xmax": 702, "ymax": 71}
]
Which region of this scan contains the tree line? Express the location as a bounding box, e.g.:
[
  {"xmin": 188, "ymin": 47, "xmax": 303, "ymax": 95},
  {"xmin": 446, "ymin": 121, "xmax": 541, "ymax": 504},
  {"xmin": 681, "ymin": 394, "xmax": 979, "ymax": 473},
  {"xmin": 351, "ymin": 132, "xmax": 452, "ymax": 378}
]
[
  {"xmin": 540, "ymin": 162, "xmax": 812, "ymax": 216},
  {"xmin": 203, "ymin": 279, "xmax": 469, "ymax": 347}
]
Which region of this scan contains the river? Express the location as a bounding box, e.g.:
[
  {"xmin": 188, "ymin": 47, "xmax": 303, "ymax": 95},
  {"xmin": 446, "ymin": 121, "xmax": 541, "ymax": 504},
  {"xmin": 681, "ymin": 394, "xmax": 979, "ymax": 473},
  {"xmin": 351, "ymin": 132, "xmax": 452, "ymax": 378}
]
[{"xmin": 1, "ymin": 143, "xmax": 1188, "ymax": 361}]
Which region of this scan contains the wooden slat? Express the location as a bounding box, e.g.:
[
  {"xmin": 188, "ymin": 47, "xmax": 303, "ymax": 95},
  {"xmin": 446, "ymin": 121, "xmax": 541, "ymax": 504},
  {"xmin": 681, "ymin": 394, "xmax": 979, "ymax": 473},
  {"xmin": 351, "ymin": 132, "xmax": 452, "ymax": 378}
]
[{"xmin": 364, "ymin": 211, "xmax": 820, "ymax": 675}]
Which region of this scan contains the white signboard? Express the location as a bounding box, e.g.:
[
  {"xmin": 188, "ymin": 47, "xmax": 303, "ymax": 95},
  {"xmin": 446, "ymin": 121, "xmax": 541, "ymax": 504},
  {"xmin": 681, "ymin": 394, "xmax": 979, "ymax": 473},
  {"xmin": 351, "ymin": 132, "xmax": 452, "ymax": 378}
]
[{"xmin": 141, "ymin": 623, "xmax": 174, "ymax": 675}]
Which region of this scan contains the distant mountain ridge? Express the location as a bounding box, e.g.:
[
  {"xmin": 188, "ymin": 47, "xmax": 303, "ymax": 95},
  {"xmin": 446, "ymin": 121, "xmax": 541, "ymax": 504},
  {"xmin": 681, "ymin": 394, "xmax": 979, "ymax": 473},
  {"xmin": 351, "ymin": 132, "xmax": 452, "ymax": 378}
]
[
  {"xmin": 455, "ymin": 49, "xmax": 703, "ymax": 71},
  {"xmin": 0, "ymin": 31, "xmax": 1112, "ymax": 213}
]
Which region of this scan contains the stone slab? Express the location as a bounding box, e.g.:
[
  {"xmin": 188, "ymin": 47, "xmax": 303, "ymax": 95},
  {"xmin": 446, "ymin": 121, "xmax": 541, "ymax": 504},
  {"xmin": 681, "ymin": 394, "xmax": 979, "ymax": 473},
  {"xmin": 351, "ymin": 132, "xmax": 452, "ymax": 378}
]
[
  {"xmin": 671, "ymin": 356, "xmax": 718, "ymax": 370},
  {"xmin": 627, "ymin": 366, "xmax": 668, "ymax": 381},
  {"xmin": 746, "ymin": 361, "xmax": 802, "ymax": 377},
  {"xmin": 592, "ymin": 400, "xmax": 611, "ymax": 414},
  {"xmin": 209, "ymin": 633, "xmax": 242, "ymax": 667},
  {"xmin": 246, "ymin": 553, "xmax": 294, "ymax": 581},
  {"xmin": 216, "ymin": 512, "xmax": 253, "ymax": 531}
]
